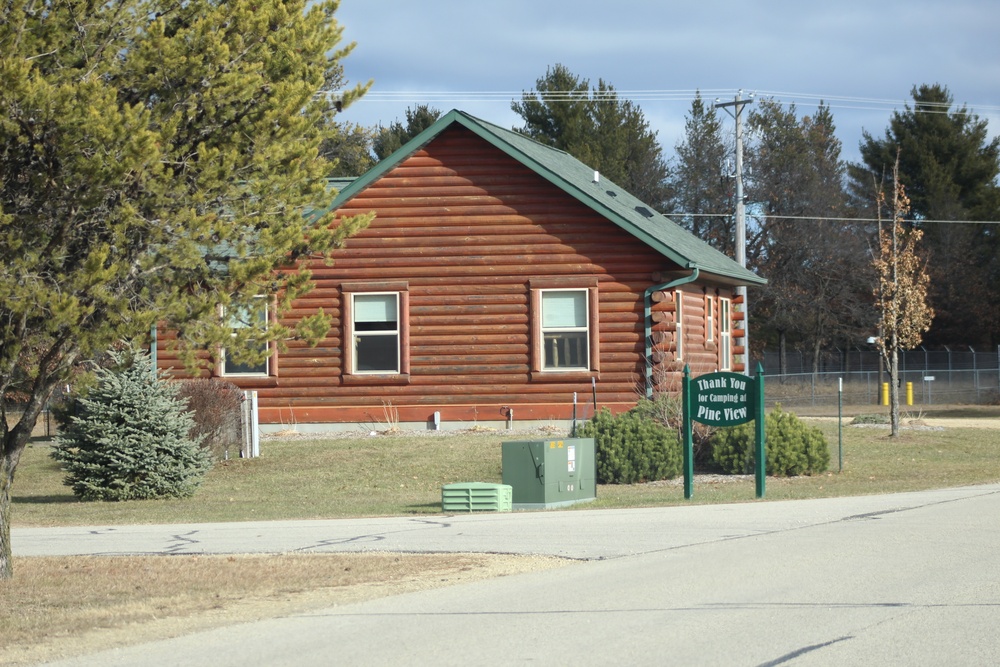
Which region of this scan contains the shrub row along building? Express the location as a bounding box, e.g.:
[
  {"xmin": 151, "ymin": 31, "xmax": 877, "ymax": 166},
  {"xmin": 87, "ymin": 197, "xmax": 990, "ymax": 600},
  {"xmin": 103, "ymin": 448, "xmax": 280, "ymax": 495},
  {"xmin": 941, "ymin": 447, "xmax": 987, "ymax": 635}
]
[{"xmin": 156, "ymin": 110, "xmax": 766, "ymax": 430}]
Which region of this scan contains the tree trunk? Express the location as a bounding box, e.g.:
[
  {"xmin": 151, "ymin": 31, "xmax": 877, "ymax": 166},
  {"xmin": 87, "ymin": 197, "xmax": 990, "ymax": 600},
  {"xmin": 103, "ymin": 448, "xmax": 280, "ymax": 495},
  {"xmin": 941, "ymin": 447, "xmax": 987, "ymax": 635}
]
[
  {"xmin": 1, "ymin": 390, "xmax": 54, "ymax": 580},
  {"xmin": 0, "ymin": 450, "xmax": 15, "ymax": 580},
  {"xmin": 778, "ymin": 330, "xmax": 787, "ymax": 380},
  {"xmin": 889, "ymin": 346, "xmax": 901, "ymax": 437}
]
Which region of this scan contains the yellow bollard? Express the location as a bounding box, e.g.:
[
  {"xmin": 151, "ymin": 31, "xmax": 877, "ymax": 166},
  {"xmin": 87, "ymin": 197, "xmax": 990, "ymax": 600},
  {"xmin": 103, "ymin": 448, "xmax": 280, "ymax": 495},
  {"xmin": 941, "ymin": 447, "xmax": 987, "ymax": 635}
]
[
  {"xmin": 906, "ymin": 382, "xmax": 913, "ymax": 406},
  {"xmin": 881, "ymin": 382, "xmax": 889, "ymax": 406}
]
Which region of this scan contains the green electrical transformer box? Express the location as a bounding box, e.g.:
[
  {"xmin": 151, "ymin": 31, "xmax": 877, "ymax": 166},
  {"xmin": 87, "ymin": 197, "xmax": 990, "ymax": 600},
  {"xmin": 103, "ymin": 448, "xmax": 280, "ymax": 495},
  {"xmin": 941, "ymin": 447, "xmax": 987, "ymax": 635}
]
[{"xmin": 501, "ymin": 438, "xmax": 597, "ymax": 510}]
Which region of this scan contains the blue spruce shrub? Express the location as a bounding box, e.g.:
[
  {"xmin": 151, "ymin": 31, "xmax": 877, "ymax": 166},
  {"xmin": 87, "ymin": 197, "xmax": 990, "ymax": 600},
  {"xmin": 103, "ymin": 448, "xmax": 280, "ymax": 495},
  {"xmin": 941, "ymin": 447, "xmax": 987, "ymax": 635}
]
[
  {"xmin": 710, "ymin": 405, "xmax": 830, "ymax": 476},
  {"xmin": 52, "ymin": 350, "xmax": 212, "ymax": 500},
  {"xmin": 576, "ymin": 408, "xmax": 682, "ymax": 484}
]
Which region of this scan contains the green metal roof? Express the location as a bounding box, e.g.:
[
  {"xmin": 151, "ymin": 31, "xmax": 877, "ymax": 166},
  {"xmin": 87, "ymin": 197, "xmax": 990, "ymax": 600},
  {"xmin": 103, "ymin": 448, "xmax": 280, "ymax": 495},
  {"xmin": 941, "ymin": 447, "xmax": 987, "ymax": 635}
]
[
  {"xmin": 324, "ymin": 177, "xmax": 356, "ymax": 193},
  {"xmin": 323, "ymin": 109, "xmax": 766, "ymax": 287}
]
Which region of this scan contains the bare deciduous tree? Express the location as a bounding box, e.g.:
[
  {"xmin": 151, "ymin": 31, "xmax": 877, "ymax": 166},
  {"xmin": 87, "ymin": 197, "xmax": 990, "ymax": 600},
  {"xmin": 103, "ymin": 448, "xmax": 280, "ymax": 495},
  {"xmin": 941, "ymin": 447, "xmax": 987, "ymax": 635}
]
[{"xmin": 873, "ymin": 154, "xmax": 934, "ymax": 436}]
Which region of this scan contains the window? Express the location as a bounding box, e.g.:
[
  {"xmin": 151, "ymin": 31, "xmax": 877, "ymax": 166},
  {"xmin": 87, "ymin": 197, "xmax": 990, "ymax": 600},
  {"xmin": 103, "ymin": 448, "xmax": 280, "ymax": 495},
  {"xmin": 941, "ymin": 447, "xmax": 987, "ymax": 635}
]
[
  {"xmin": 352, "ymin": 293, "xmax": 400, "ymax": 373},
  {"xmin": 341, "ymin": 281, "xmax": 409, "ymax": 383},
  {"xmin": 705, "ymin": 294, "xmax": 714, "ymax": 343},
  {"xmin": 529, "ymin": 278, "xmax": 599, "ymax": 377},
  {"xmin": 222, "ymin": 297, "xmax": 269, "ymax": 377},
  {"xmin": 540, "ymin": 289, "xmax": 589, "ymax": 370},
  {"xmin": 720, "ymin": 297, "xmax": 732, "ymax": 371}
]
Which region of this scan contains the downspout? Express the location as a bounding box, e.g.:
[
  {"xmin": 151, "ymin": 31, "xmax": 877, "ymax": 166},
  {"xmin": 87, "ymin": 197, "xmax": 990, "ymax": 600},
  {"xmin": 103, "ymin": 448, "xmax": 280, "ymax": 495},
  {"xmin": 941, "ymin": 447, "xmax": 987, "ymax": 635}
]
[
  {"xmin": 150, "ymin": 324, "xmax": 158, "ymax": 381},
  {"xmin": 644, "ymin": 267, "xmax": 700, "ymax": 399}
]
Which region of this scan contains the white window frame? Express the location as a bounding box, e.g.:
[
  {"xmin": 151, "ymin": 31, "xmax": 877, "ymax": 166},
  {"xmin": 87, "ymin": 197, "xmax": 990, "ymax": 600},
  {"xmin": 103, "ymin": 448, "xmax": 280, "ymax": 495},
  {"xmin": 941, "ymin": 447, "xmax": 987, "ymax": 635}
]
[
  {"xmin": 705, "ymin": 294, "xmax": 714, "ymax": 343},
  {"xmin": 221, "ymin": 296, "xmax": 269, "ymax": 377},
  {"xmin": 720, "ymin": 297, "xmax": 732, "ymax": 371},
  {"xmin": 351, "ymin": 292, "xmax": 401, "ymax": 375},
  {"xmin": 539, "ymin": 288, "xmax": 590, "ymax": 372}
]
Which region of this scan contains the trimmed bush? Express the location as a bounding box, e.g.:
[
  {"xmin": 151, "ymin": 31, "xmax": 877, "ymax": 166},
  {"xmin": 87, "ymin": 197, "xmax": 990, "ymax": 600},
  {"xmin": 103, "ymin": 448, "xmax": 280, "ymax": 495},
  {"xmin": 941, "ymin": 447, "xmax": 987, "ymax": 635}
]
[
  {"xmin": 175, "ymin": 379, "xmax": 244, "ymax": 461},
  {"xmin": 576, "ymin": 408, "xmax": 682, "ymax": 484},
  {"xmin": 710, "ymin": 405, "xmax": 830, "ymax": 476},
  {"xmin": 52, "ymin": 350, "xmax": 212, "ymax": 501}
]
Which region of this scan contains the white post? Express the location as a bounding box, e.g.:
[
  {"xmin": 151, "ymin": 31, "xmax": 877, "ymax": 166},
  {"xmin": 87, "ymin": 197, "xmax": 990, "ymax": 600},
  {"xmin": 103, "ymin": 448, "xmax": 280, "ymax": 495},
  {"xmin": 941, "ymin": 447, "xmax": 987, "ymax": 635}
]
[
  {"xmin": 249, "ymin": 391, "xmax": 259, "ymax": 458},
  {"xmin": 241, "ymin": 390, "xmax": 260, "ymax": 458}
]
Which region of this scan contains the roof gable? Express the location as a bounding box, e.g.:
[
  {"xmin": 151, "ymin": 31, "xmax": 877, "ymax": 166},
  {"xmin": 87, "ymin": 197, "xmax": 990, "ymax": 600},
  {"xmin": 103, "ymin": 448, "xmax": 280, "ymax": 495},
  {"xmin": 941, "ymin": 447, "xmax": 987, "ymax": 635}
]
[{"xmin": 325, "ymin": 109, "xmax": 765, "ymax": 287}]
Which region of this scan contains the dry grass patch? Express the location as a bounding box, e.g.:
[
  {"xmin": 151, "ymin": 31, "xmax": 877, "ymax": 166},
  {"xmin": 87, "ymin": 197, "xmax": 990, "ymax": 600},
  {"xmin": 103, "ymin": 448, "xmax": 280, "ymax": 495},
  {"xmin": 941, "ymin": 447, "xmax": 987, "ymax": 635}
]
[{"xmin": 1, "ymin": 552, "xmax": 567, "ymax": 666}]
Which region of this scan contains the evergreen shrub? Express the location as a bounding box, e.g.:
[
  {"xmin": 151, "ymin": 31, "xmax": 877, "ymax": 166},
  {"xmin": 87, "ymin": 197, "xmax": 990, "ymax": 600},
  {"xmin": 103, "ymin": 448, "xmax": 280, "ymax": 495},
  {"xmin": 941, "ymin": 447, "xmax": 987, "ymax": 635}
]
[
  {"xmin": 52, "ymin": 350, "xmax": 212, "ymax": 501},
  {"xmin": 575, "ymin": 407, "xmax": 682, "ymax": 484},
  {"xmin": 631, "ymin": 394, "xmax": 717, "ymax": 468},
  {"xmin": 710, "ymin": 405, "xmax": 830, "ymax": 476}
]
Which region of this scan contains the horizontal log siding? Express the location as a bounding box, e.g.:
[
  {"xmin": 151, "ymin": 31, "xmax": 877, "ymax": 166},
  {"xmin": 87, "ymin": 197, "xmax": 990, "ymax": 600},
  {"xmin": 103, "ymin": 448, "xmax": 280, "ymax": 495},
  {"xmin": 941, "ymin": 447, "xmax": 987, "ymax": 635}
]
[
  {"xmin": 649, "ymin": 287, "xmax": 739, "ymax": 394},
  {"xmin": 162, "ymin": 126, "xmax": 736, "ymax": 425}
]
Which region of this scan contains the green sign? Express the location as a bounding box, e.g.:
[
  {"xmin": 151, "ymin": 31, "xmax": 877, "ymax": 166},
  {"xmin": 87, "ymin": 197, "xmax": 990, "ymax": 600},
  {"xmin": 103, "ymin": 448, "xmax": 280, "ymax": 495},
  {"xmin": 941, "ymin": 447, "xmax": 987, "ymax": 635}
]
[
  {"xmin": 681, "ymin": 365, "xmax": 766, "ymax": 500},
  {"xmin": 690, "ymin": 371, "xmax": 754, "ymax": 426}
]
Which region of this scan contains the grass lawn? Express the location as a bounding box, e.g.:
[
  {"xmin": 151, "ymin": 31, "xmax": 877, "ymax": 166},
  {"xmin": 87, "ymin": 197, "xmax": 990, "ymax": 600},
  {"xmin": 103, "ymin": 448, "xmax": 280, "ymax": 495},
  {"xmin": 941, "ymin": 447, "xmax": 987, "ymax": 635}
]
[{"xmin": 11, "ymin": 408, "xmax": 1000, "ymax": 527}]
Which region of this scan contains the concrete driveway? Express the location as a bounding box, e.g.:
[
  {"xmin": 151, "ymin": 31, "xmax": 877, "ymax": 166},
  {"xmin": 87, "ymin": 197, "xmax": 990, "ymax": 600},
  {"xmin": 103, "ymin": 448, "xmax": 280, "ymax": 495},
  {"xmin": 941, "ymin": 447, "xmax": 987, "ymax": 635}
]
[{"xmin": 18, "ymin": 483, "xmax": 1000, "ymax": 666}]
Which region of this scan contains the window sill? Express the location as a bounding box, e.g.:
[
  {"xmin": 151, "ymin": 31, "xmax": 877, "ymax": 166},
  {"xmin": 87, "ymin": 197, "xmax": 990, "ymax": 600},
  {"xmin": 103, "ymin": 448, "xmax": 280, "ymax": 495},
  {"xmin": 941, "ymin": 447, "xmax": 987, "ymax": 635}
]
[
  {"xmin": 341, "ymin": 373, "xmax": 411, "ymax": 386},
  {"xmin": 220, "ymin": 376, "xmax": 279, "ymax": 388},
  {"xmin": 530, "ymin": 370, "xmax": 598, "ymax": 383}
]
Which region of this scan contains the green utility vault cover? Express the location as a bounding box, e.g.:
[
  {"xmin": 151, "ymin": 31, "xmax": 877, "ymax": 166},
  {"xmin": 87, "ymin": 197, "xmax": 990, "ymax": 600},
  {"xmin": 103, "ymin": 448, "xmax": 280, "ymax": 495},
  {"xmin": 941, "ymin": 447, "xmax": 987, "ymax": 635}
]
[{"xmin": 441, "ymin": 482, "xmax": 512, "ymax": 512}]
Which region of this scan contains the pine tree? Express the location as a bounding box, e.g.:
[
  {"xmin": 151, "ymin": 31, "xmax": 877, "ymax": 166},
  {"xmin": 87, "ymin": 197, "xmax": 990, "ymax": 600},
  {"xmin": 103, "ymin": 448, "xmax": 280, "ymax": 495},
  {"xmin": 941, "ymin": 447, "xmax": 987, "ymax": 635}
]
[
  {"xmin": 373, "ymin": 105, "xmax": 443, "ymax": 160},
  {"xmin": 745, "ymin": 99, "xmax": 869, "ymax": 372},
  {"xmin": 512, "ymin": 64, "xmax": 668, "ymax": 208},
  {"xmin": 52, "ymin": 351, "xmax": 212, "ymax": 501},
  {"xmin": 849, "ymin": 84, "xmax": 1000, "ymax": 346},
  {"xmin": 666, "ymin": 93, "xmax": 733, "ymax": 253},
  {"xmin": 317, "ymin": 60, "xmax": 376, "ymax": 178},
  {"xmin": 0, "ymin": 0, "xmax": 371, "ymax": 579}
]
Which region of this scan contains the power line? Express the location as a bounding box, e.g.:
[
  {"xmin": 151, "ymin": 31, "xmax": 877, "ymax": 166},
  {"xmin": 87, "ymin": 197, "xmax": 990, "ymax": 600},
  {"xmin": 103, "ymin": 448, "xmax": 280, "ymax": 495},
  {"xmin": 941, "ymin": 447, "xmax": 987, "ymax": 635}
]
[
  {"xmin": 337, "ymin": 88, "xmax": 1000, "ymax": 116},
  {"xmin": 751, "ymin": 90, "xmax": 1000, "ymax": 115}
]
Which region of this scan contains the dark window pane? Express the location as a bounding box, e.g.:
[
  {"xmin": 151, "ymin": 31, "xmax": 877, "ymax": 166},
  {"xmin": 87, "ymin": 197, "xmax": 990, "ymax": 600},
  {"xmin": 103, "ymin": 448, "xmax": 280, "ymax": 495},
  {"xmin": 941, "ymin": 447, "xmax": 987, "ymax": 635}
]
[
  {"xmin": 543, "ymin": 332, "xmax": 588, "ymax": 369},
  {"xmin": 224, "ymin": 341, "xmax": 268, "ymax": 375},
  {"xmin": 356, "ymin": 321, "xmax": 397, "ymax": 332},
  {"xmin": 356, "ymin": 335, "xmax": 399, "ymax": 373}
]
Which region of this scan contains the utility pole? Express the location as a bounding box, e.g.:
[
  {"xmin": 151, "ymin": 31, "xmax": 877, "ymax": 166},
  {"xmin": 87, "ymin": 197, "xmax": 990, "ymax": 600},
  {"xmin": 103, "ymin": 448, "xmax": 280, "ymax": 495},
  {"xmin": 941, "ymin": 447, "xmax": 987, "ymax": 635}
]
[{"xmin": 715, "ymin": 90, "xmax": 754, "ymax": 375}]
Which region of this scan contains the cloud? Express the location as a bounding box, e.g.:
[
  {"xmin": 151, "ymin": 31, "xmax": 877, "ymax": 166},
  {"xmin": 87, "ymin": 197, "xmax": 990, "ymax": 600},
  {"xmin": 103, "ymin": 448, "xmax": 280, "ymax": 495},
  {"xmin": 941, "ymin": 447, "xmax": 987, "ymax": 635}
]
[{"xmin": 334, "ymin": 0, "xmax": 1000, "ymax": 166}]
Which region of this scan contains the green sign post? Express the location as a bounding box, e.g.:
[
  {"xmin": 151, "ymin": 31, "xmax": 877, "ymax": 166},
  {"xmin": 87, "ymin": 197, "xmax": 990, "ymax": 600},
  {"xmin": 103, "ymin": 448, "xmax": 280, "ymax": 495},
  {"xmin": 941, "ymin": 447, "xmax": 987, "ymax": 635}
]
[{"xmin": 681, "ymin": 363, "xmax": 766, "ymax": 499}]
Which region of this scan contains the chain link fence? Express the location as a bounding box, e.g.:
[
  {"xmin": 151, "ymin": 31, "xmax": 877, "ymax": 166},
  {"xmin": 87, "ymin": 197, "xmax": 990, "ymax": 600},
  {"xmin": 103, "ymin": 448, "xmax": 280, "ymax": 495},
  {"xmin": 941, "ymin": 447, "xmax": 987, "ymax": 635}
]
[{"xmin": 755, "ymin": 346, "xmax": 1000, "ymax": 409}]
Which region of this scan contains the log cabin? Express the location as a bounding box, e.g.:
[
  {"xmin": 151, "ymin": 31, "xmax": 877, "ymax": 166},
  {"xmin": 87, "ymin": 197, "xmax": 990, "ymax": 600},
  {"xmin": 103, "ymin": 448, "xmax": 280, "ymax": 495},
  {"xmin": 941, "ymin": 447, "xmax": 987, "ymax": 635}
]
[{"xmin": 157, "ymin": 110, "xmax": 766, "ymax": 431}]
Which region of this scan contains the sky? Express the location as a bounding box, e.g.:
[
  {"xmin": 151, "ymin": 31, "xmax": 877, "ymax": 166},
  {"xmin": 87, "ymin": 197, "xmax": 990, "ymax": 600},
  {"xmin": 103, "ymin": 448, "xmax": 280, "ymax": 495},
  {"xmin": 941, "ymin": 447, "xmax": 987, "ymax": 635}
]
[{"xmin": 333, "ymin": 0, "xmax": 1000, "ymax": 167}]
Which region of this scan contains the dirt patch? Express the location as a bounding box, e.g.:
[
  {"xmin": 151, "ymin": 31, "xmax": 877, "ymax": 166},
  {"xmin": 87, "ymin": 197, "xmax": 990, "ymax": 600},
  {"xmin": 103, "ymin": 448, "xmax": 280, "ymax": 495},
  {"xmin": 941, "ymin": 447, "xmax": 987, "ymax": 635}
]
[
  {"xmin": 806, "ymin": 415, "xmax": 999, "ymax": 430},
  {"xmin": 916, "ymin": 417, "xmax": 999, "ymax": 429}
]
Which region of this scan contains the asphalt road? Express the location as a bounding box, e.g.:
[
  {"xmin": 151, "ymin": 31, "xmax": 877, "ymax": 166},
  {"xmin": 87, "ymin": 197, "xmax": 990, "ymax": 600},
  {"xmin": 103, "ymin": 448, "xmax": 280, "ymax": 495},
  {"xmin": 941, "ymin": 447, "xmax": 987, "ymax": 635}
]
[{"xmin": 17, "ymin": 483, "xmax": 1000, "ymax": 666}]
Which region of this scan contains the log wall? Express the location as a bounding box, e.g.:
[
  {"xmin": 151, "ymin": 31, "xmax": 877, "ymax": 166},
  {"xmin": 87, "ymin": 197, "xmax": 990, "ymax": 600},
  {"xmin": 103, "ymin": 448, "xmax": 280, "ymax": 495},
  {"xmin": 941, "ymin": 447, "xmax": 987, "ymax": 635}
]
[{"xmin": 158, "ymin": 125, "xmax": 738, "ymax": 426}]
